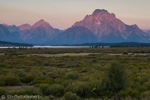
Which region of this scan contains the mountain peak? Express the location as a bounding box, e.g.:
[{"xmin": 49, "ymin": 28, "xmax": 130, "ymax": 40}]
[
  {"xmin": 92, "ymin": 9, "xmax": 116, "ymax": 18},
  {"xmin": 72, "ymin": 9, "xmax": 118, "ymax": 35},
  {"xmin": 19, "ymin": 24, "xmax": 31, "ymax": 31},
  {"xmin": 131, "ymin": 24, "xmax": 139, "ymax": 28},
  {"xmin": 93, "ymin": 9, "xmax": 108, "ymax": 15},
  {"xmin": 2, "ymin": 23, "xmax": 9, "ymax": 26},
  {"xmin": 38, "ymin": 19, "xmax": 45, "ymax": 22},
  {"xmin": 36, "ymin": 19, "xmax": 47, "ymax": 24},
  {"xmin": 32, "ymin": 19, "xmax": 51, "ymax": 29},
  {"xmin": 72, "ymin": 9, "xmax": 148, "ymax": 43}
]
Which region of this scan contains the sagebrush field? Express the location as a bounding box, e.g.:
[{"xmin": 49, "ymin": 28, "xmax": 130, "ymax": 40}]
[{"xmin": 0, "ymin": 48, "xmax": 150, "ymax": 100}]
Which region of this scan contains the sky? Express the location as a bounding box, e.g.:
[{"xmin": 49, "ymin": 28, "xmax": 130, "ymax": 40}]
[{"xmin": 0, "ymin": 0, "xmax": 150, "ymax": 30}]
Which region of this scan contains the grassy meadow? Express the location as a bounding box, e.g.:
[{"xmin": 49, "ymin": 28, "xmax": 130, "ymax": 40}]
[{"xmin": 0, "ymin": 48, "xmax": 150, "ymax": 100}]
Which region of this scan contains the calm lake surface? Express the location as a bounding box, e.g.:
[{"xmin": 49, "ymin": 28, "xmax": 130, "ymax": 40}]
[{"xmin": 0, "ymin": 46, "xmax": 90, "ymax": 49}]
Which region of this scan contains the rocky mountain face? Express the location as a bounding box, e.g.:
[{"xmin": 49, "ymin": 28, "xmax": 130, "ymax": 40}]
[
  {"xmin": 144, "ymin": 30, "xmax": 150, "ymax": 36},
  {"xmin": 73, "ymin": 9, "xmax": 148, "ymax": 43},
  {"xmin": 0, "ymin": 25, "xmax": 12, "ymax": 41},
  {"xmin": 19, "ymin": 19, "xmax": 57, "ymax": 44},
  {"xmin": 0, "ymin": 9, "xmax": 149, "ymax": 45},
  {"xmin": 19, "ymin": 24, "xmax": 31, "ymax": 31},
  {"xmin": 0, "ymin": 24, "xmax": 21, "ymax": 42},
  {"xmin": 55, "ymin": 26, "xmax": 98, "ymax": 45}
]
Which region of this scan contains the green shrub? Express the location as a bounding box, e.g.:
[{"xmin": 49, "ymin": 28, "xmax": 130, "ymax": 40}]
[
  {"xmin": 48, "ymin": 84, "xmax": 64, "ymax": 97},
  {"xmin": 10, "ymin": 88, "xmax": 40, "ymax": 95},
  {"xmin": 49, "ymin": 95, "xmax": 56, "ymax": 100},
  {"xmin": 0, "ymin": 87, "xmax": 6, "ymax": 96},
  {"xmin": 122, "ymin": 96, "xmax": 136, "ymax": 100},
  {"xmin": 0, "ymin": 75, "xmax": 20, "ymax": 86},
  {"xmin": 39, "ymin": 84, "xmax": 49, "ymax": 95},
  {"xmin": 144, "ymin": 81, "xmax": 150, "ymax": 90},
  {"xmin": 0, "ymin": 81, "xmax": 5, "ymax": 86},
  {"xmin": 137, "ymin": 86, "xmax": 147, "ymax": 93},
  {"xmin": 117, "ymin": 88, "xmax": 140, "ymax": 98},
  {"xmin": 10, "ymin": 90, "xmax": 26, "ymax": 95},
  {"xmin": 72, "ymin": 82, "xmax": 89, "ymax": 98},
  {"xmin": 21, "ymin": 73, "xmax": 35, "ymax": 83},
  {"xmin": 48, "ymin": 72, "xmax": 59, "ymax": 79},
  {"xmin": 140, "ymin": 91, "xmax": 150, "ymax": 98},
  {"xmin": 87, "ymin": 80, "xmax": 104, "ymax": 98},
  {"xmin": 66, "ymin": 72, "xmax": 79, "ymax": 80},
  {"xmin": 54, "ymin": 78, "xmax": 65, "ymax": 84},
  {"xmin": 62, "ymin": 80, "xmax": 74, "ymax": 89},
  {"xmin": 104, "ymin": 62, "xmax": 128, "ymax": 94},
  {"xmin": 63, "ymin": 92, "xmax": 80, "ymax": 100},
  {"xmin": 24, "ymin": 88, "xmax": 41, "ymax": 95},
  {"xmin": 33, "ymin": 76, "xmax": 53, "ymax": 84}
]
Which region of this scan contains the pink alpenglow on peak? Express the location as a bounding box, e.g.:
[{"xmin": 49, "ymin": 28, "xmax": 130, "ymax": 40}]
[
  {"xmin": 73, "ymin": 9, "xmax": 125, "ymax": 36},
  {"xmin": 19, "ymin": 19, "xmax": 57, "ymax": 44},
  {"xmin": 32, "ymin": 19, "xmax": 52, "ymax": 28},
  {"xmin": 0, "ymin": 9, "xmax": 150, "ymax": 44},
  {"xmin": 19, "ymin": 24, "xmax": 31, "ymax": 31},
  {"xmin": 72, "ymin": 9, "xmax": 148, "ymax": 43}
]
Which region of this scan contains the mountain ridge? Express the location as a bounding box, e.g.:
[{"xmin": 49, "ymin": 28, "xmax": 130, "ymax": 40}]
[
  {"xmin": 72, "ymin": 9, "xmax": 148, "ymax": 43},
  {"xmin": 19, "ymin": 19, "xmax": 57, "ymax": 44},
  {"xmin": 0, "ymin": 9, "xmax": 150, "ymax": 44}
]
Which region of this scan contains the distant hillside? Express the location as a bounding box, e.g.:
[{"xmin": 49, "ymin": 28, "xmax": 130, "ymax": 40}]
[
  {"xmin": 80, "ymin": 42, "xmax": 150, "ymax": 47},
  {"xmin": 0, "ymin": 41, "xmax": 33, "ymax": 47}
]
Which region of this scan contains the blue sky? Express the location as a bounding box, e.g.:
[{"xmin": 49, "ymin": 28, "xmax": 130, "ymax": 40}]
[{"xmin": 0, "ymin": 0, "xmax": 150, "ymax": 29}]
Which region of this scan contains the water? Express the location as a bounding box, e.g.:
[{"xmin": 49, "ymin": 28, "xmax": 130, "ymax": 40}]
[
  {"xmin": 0, "ymin": 46, "xmax": 90, "ymax": 49},
  {"xmin": 33, "ymin": 46, "xmax": 89, "ymax": 48}
]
